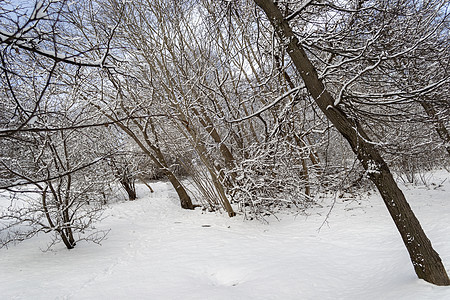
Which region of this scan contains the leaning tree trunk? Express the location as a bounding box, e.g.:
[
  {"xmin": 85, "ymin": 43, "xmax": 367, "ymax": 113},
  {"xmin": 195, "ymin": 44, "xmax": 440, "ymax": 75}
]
[
  {"xmin": 254, "ymin": 0, "xmax": 450, "ymax": 286},
  {"xmin": 149, "ymin": 144, "xmax": 194, "ymax": 210},
  {"xmin": 123, "ymin": 130, "xmax": 193, "ymax": 209},
  {"xmin": 131, "ymin": 137, "xmax": 193, "ymax": 209}
]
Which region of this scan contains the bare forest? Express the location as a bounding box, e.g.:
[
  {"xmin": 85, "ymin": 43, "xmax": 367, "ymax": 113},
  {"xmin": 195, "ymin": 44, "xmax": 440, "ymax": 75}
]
[{"xmin": 1, "ymin": 0, "xmax": 449, "ymax": 287}]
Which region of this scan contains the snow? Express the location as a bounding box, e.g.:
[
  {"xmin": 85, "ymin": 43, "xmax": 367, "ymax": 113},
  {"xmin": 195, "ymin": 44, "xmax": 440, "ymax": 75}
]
[{"xmin": 1, "ymin": 172, "xmax": 450, "ymax": 299}]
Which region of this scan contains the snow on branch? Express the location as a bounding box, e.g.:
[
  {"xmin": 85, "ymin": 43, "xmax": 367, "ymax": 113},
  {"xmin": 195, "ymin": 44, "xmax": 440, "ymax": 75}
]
[
  {"xmin": 227, "ymin": 86, "xmax": 302, "ymax": 123},
  {"xmin": 0, "ymin": 0, "xmax": 126, "ymax": 69},
  {"xmin": 285, "ymin": 0, "xmax": 314, "ymax": 21},
  {"xmin": 335, "ymin": 56, "xmax": 382, "ymax": 106},
  {"xmin": 349, "ymin": 78, "xmax": 449, "ymax": 101},
  {"xmin": 0, "ymin": 28, "xmax": 113, "ymax": 68}
]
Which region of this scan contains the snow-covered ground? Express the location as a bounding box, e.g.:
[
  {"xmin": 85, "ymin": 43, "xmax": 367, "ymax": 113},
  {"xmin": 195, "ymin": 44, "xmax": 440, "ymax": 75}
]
[{"xmin": 1, "ymin": 171, "xmax": 450, "ymax": 299}]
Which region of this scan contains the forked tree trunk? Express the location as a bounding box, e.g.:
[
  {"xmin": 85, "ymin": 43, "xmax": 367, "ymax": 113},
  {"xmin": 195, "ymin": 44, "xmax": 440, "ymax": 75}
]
[
  {"xmin": 174, "ymin": 108, "xmax": 236, "ymax": 216},
  {"xmin": 61, "ymin": 227, "xmax": 76, "ymax": 250},
  {"xmin": 45, "ymin": 183, "xmax": 76, "ymax": 249},
  {"xmin": 116, "ymin": 166, "xmax": 137, "ymax": 201},
  {"xmin": 121, "ymin": 178, "xmax": 137, "ymax": 201},
  {"xmin": 254, "ymin": 0, "xmax": 450, "ymax": 285}
]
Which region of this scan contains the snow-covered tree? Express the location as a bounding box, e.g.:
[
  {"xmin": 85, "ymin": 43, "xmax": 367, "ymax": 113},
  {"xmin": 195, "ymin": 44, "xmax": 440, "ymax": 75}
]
[{"xmin": 252, "ymin": 0, "xmax": 450, "ymax": 286}]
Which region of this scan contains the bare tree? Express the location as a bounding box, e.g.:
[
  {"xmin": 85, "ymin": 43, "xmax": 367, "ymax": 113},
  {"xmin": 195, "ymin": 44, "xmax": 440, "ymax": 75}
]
[
  {"xmin": 1, "ymin": 124, "xmax": 112, "ymax": 249},
  {"xmin": 96, "ymin": 0, "xmax": 330, "ymax": 218},
  {"xmin": 253, "ymin": 0, "xmax": 450, "ymax": 286},
  {"xmin": 0, "ymin": 0, "xmax": 125, "ymax": 249}
]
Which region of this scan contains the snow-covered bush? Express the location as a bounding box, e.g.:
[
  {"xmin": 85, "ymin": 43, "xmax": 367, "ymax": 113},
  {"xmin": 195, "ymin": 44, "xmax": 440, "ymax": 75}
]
[
  {"xmin": 228, "ymin": 135, "xmax": 318, "ymax": 220},
  {"xmin": 0, "ymin": 122, "xmax": 116, "ymax": 249}
]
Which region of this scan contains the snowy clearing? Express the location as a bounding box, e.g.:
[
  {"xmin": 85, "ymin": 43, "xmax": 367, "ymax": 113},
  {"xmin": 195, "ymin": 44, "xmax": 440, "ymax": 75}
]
[{"xmin": 1, "ymin": 171, "xmax": 450, "ymax": 300}]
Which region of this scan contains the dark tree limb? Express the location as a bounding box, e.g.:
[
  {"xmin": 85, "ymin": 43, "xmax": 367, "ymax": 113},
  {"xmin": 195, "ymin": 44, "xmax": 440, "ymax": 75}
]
[{"xmin": 254, "ymin": 0, "xmax": 450, "ymax": 286}]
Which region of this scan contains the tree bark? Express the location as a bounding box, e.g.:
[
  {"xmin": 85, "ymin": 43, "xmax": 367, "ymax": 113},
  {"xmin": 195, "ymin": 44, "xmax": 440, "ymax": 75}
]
[
  {"xmin": 148, "ymin": 141, "xmax": 194, "ymax": 210},
  {"xmin": 138, "ymin": 175, "xmax": 154, "ymax": 193},
  {"xmin": 121, "ymin": 127, "xmax": 194, "ymax": 209},
  {"xmin": 254, "ymin": 0, "xmax": 450, "ymax": 285},
  {"xmin": 176, "ymin": 113, "xmax": 236, "ymax": 216},
  {"xmin": 121, "ymin": 178, "xmax": 137, "ymax": 201},
  {"xmin": 129, "ymin": 135, "xmax": 193, "ymax": 209}
]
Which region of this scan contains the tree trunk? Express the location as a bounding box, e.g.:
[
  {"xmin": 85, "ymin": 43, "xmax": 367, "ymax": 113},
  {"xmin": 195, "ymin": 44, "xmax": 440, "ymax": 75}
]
[
  {"xmin": 173, "ymin": 108, "xmax": 236, "ymax": 216},
  {"xmin": 254, "ymin": 0, "xmax": 450, "ymax": 286},
  {"xmin": 121, "ymin": 179, "xmax": 137, "ymax": 200},
  {"xmin": 136, "ymin": 138, "xmax": 193, "ymax": 209},
  {"xmin": 138, "ymin": 175, "xmax": 154, "ymax": 193},
  {"xmin": 151, "ymin": 145, "xmax": 194, "ymax": 210},
  {"xmin": 120, "ymin": 167, "xmax": 136, "ymax": 201},
  {"xmin": 108, "ymin": 116, "xmax": 193, "ymax": 209},
  {"xmin": 165, "ymin": 170, "xmax": 193, "ymax": 210}
]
